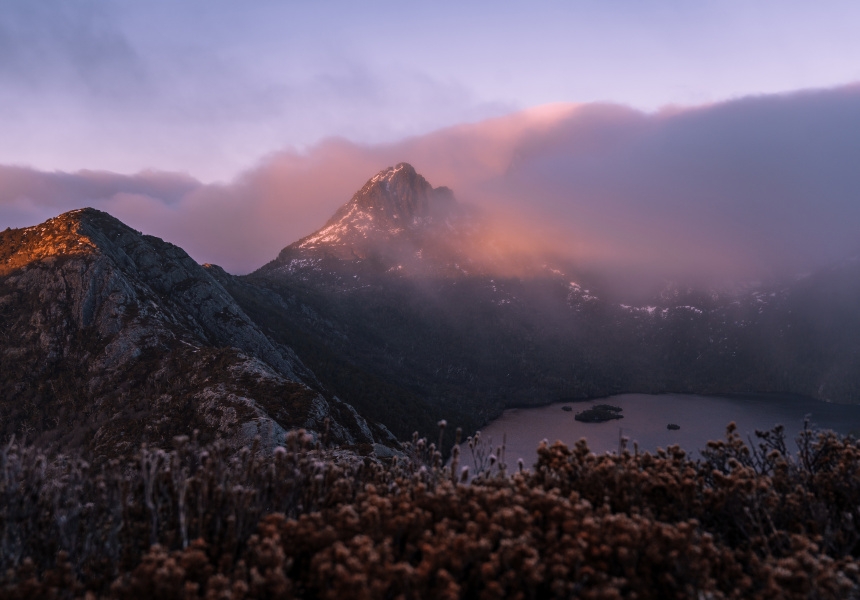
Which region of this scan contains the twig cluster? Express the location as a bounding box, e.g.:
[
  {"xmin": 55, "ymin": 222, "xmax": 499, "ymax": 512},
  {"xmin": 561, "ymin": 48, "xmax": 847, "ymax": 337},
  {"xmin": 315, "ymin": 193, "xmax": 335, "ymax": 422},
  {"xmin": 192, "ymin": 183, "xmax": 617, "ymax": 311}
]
[{"xmin": 1, "ymin": 421, "xmax": 859, "ymax": 598}]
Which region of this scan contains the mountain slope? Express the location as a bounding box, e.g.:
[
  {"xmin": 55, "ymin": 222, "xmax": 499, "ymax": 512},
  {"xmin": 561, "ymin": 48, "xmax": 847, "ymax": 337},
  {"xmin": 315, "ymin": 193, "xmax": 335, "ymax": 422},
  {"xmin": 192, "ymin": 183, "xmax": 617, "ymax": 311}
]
[
  {"xmin": 243, "ymin": 164, "xmax": 649, "ymax": 435},
  {"xmin": 0, "ymin": 209, "xmax": 387, "ymax": 458},
  {"xmin": 242, "ymin": 164, "xmax": 860, "ymax": 440},
  {"xmin": 5, "ymin": 166, "xmax": 859, "ymax": 457}
]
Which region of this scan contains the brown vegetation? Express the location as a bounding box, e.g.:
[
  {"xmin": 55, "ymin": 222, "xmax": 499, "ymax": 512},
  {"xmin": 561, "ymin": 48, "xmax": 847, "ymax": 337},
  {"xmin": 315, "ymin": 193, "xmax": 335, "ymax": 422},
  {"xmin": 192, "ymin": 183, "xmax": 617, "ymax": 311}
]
[{"xmin": 2, "ymin": 422, "xmax": 859, "ymax": 598}]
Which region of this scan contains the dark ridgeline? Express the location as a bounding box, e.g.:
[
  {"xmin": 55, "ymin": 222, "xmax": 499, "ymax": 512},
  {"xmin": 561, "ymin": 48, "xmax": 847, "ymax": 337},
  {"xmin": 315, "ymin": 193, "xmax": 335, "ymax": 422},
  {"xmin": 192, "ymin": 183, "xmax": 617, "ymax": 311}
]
[
  {"xmin": 0, "ymin": 208, "xmax": 392, "ymax": 460},
  {"xmin": 3, "ymin": 164, "xmax": 860, "ymax": 456},
  {"xmin": 236, "ymin": 163, "xmax": 860, "ymax": 441}
]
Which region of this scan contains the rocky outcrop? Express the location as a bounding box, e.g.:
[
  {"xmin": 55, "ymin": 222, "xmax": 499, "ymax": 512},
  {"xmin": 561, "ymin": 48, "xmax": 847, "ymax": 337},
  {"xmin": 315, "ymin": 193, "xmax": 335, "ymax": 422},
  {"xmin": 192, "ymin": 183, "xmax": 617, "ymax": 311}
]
[
  {"xmin": 0, "ymin": 209, "xmax": 383, "ymax": 459},
  {"xmin": 575, "ymin": 405, "xmax": 624, "ymax": 423},
  {"xmin": 257, "ymin": 163, "xmax": 477, "ymax": 280}
]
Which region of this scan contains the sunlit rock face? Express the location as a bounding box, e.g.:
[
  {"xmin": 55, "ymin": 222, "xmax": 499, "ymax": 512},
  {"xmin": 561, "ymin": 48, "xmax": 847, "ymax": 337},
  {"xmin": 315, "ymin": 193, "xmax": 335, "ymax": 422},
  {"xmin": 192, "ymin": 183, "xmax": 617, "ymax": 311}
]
[
  {"xmin": 294, "ymin": 162, "xmax": 458, "ymax": 250},
  {"xmin": 0, "ymin": 208, "xmax": 385, "ymax": 458},
  {"xmin": 312, "ymin": 162, "xmax": 457, "ymax": 235},
  {"xmin": 259, "ymin": 163, "xmax": 481, "ymax": 280}
]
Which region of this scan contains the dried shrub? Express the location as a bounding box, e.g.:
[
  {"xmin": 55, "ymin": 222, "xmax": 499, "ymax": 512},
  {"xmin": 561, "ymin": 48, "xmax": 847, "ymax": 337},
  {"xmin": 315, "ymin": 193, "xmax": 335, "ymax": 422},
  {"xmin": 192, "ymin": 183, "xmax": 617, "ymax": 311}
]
[{"xmin": 2, "ymin": 422, "xmax": 859, "ymax": 598}]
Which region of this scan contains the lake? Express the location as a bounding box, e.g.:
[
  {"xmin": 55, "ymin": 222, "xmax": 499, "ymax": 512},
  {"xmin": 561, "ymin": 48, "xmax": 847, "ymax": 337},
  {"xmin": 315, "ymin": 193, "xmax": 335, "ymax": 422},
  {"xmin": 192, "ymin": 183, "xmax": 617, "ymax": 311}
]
[{"xmin": 466, "ymin": 394, "xmax": 860, "ymax": 469}]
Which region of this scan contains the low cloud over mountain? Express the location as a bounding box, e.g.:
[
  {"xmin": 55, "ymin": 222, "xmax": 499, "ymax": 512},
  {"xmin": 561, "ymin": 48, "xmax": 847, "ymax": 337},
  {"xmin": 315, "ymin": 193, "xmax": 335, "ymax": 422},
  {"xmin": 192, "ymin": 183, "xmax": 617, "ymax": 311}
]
[{"xmin": 3, "ymin": 84, "xmax": 860, "ymax": 280}]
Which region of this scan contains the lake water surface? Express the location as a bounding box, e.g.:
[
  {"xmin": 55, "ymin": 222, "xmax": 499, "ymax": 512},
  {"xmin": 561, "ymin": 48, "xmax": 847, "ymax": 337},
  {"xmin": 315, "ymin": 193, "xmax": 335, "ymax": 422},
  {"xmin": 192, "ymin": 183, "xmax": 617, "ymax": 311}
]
[{"xmin": 470, "ymin": 394, "xmax": 860, "ymax": 468}]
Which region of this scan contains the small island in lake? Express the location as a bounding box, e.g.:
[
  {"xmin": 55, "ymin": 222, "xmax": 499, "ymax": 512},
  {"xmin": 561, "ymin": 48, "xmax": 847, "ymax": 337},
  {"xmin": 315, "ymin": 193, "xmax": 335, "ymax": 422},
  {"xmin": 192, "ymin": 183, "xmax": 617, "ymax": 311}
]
[
  {"xmin": 575, "ymin": 404, "xmax": 624, "ymax": 423},
  {"xmin": 667, "ymin": 423, "xmax": 681, "ymax": 430}
]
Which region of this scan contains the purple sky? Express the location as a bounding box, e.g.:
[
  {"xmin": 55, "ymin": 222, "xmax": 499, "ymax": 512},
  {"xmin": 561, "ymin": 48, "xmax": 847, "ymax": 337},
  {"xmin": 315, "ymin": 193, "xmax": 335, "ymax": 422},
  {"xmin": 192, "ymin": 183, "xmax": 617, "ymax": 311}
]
[{"xmin": 2, "ymin": 2, "xmax": 860, "ymax": 278}]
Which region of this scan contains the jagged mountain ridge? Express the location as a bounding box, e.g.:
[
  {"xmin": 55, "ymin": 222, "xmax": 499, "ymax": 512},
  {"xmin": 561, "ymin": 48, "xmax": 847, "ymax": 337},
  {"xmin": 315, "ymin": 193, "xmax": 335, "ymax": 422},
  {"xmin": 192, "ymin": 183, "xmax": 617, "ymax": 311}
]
[
  {"xmin": 303, "ymin": 162, "xmax": 458, "ymax": 242},
  {"xmin": 259, "ymin": 162, "xmax": 487, "ymax": 281},
  {"xmin": 4, "ymin": 165, "xmax": 860, "ymax": 457},
  {"xmin": 0, "ymin": 208, "xmax": 390, "ymax": 458},
  {"xmin": 239, "ymin": 163, "xmax": 860, "ymax": 439}
]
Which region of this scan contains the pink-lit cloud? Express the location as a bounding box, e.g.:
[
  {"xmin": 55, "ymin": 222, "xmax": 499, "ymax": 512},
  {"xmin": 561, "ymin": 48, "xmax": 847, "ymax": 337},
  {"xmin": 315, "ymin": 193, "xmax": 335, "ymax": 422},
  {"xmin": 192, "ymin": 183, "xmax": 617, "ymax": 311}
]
[{"xmin": 2, "ymin": 85, "xmax": 860, "ymax": 282}]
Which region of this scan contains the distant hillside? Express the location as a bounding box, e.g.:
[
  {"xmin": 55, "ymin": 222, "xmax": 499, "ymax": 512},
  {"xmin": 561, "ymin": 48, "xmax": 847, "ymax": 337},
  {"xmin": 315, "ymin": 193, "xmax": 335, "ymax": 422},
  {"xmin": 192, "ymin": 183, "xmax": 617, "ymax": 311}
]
[{"xmin": 240, "ymin": 164, "xmax": 860, "ymax": 439}]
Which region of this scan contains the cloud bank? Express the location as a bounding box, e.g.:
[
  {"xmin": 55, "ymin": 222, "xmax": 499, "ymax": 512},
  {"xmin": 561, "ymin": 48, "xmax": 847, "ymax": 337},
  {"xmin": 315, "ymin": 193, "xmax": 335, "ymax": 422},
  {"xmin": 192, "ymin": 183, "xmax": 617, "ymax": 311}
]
[{"xmin": 2, "ymin": 85, "xmax": 860, "ymax": 282}]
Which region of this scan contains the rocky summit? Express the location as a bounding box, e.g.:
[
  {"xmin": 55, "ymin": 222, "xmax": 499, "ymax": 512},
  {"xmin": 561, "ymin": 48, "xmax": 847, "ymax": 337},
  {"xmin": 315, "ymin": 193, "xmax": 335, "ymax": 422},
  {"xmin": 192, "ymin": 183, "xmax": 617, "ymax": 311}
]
[
  {"xmin": 0, "ymin": 208, "xmax": 392, "ymax": 460},
  {"xmin": 312, "ymin": 162, "xmax": 457, "ymax": 234},
  {"xmin": 259, "ymin": 162, "xmax": 478, "ymax": 280},
  {"xmin": 4, "ymin": 164, "xmax": 860, "ymax": 459}
]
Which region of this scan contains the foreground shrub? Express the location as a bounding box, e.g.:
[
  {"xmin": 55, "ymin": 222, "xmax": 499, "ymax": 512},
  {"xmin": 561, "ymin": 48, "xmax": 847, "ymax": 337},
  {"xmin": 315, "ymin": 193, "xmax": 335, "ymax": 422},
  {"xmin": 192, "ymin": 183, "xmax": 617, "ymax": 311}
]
[{"xmin": 2, "ymin": 423, "xmax": 859, "ymax": 598}]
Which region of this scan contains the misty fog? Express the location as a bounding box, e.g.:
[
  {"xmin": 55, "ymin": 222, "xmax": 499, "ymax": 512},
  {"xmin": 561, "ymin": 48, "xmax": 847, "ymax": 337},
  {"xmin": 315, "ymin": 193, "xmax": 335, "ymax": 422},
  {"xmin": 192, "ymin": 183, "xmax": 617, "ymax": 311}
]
[{"xmin": 2, "ymin": 84, "xmax": 859, "ymax": 287}]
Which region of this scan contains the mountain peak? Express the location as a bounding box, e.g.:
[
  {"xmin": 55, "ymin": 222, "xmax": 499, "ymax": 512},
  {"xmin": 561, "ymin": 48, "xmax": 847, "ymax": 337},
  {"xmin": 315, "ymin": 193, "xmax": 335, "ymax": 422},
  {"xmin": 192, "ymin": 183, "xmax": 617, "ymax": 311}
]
[
  {"xmin": 1, "ymin": 207, "xmax": 156, "ymax": 275},
  {"xmin": 2, "ymin": 208, "xmax": 98, "ymax": 274},
  {"xmin": 348, "ymin": 162, "xmax": 454, "ymax": 225},
  {"xmin": 368, "ymin": 162, "xmax": 418, "ymax": 186},
  {"xmin": 276, "ymin": 163, "xmax": 459, "ymax": 261}
]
